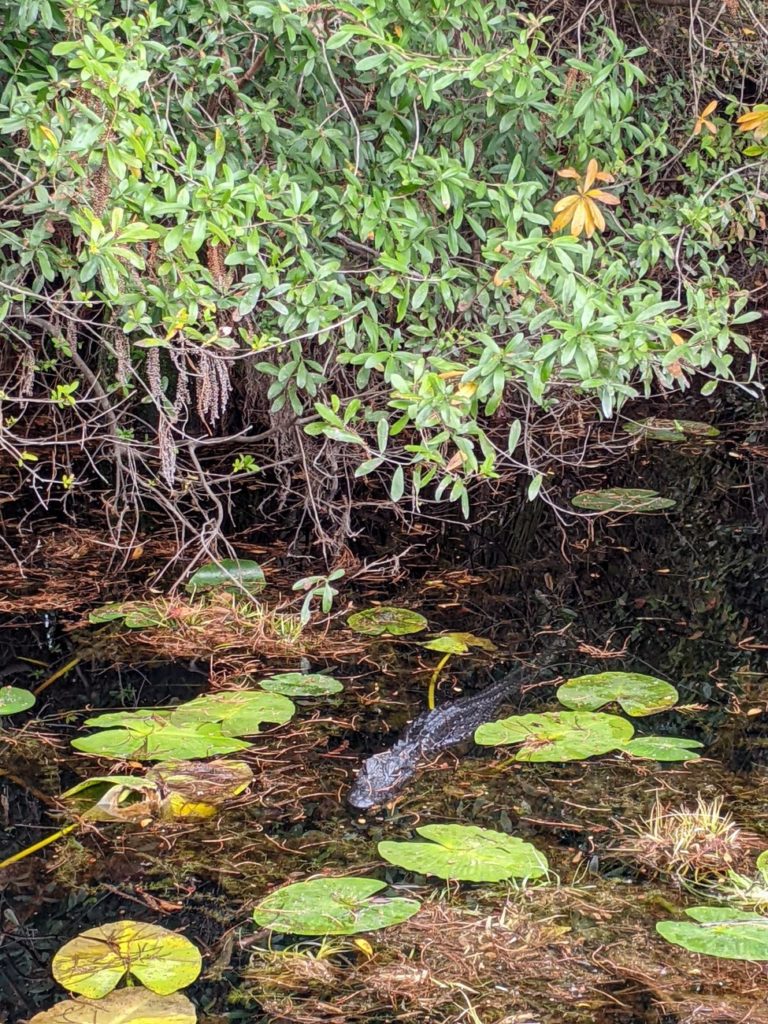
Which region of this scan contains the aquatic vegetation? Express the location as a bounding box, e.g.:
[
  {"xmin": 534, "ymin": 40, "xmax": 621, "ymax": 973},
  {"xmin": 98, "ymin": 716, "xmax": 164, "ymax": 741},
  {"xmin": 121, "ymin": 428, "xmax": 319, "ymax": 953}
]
[
  {"xmin": 419, "ymin": 632, "xmax": 496, "ymax": 655},
  {"xmin": 0, "ymin": 685, "xmax": 36, "ymax": 714},
  {"xmin": 29, "ymin": 989, "xmax": 197, "ymax": 1024},
  {"xmin": 88, "ymin": 602, "xmax": 168, "ymax": 628},
  {"xmin": 171, "ymin": 690, "xmax": 295, "ymax": 735},
  {"xmin": 420, "ymin": 631, "xmax": 497, "ymax": 708},
  {"xmin": 623, "ymin": 418, "xmax": 720, "ymax": 442},
  {"xmin": 347, "ymin": 606, "xmax": 429, "ymax": 637},
  {"xmin": 475, "ymin": 710, "xmax": 635, "ymax": 761},
  {"xmin": 571, "ymin": 488, "xmax": 676, "ymax": 513},
  {"xmin": 63, "ymin": 759, "xmax": 253, "ymax": 822},
  {"xmin": 378, "ymin": 824, "xmax": 548, "ymax": 882},
  {"xmin": 71, "ymin": 716, "xmax": 252, "ymax": 761},
  {"xmin": 258, "ymin": 672, "xmax": 344, "ymax": 696},
  {"xmin": 252, "ymin": 878, "xmax": 420, "ymax": 936},
  {"xmin": 185, "ymin": 558, "xmax": 266, "ymax": 596},
  {"xmin": 622, "ymin": 736, "xmax": 703, "ymax": 761},
  {"xmin": 617, "ymin": 796, "xmax": 751, "ymax": 879},
  {"xmin": 656, "ymin": 906, "xmax": 768, "ymax": 960},
  {"xmin": 52, "ymin": 920, "xmax": 202, "ymax": 996},
  {"xmin": 557, "ymin": 671, "xmax": 678, "ymax": 717},
  {"xmin": 72, "ymin": 691, "xmax": 295, "ymax": 760}
]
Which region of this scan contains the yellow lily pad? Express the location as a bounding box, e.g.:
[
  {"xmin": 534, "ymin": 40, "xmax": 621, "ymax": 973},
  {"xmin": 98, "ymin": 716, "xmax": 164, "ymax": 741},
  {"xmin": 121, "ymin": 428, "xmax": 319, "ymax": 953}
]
[
  {"xmin": 52, "ymin": 920, "xmax": 202, "ymax": 997},
  {"xmin": 30, "ymin": 988, "xmax": 196, "ymax": 1024}
]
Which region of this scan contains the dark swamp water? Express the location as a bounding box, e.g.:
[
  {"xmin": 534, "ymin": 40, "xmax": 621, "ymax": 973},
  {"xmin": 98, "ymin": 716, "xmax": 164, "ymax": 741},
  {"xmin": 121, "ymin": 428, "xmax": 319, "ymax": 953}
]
[{"xmin": 0, "ymin": 402, "xmax": 767, "ymax": 1024}]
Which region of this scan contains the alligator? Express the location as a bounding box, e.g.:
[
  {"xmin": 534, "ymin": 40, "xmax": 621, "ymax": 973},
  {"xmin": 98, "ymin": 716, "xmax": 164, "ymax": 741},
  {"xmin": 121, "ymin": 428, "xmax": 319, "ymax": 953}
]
[{"xmin": 347, "ymin": 668, "xmax": 524, "ymax": 810}]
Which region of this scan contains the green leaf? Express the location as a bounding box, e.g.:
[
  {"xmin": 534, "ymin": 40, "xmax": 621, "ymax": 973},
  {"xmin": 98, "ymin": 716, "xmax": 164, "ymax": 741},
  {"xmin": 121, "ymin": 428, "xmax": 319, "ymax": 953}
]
[
  {"xmin": 185, "ymin": 558, "xmax": 266, "ymax": 594},
  {"xmin": 87, "ymin": 604, "xmax": 127, "ymax": 624},
  {"xmin": 170, "ymin": 690, "xmax": 295, "ymax": 736},
  {"xmin": 621, "ymin": 736, "xmax": 703, "ymax": 761},
  {"xmin": 390, "ymin": 465, "xmax": 405, "ymax": 502},
  {"xmin": 29, "ymin": 989, "xmax": 197, "ymax": 1024},
  {"xmin": 757, "ymin": 850, "xmax": 768, "ymax": 884},
  {"xmin": 347, "ymin": 606, "xmax": 428, "ymax": 637},
  {"xmin": 0, "ymin": 686, "xmax": 36, "ymax": 715},
  {"xmin": 475, "ymin": 710, "xmax": 634, "ymax": 761},
  {"xmin": 657, "ymin": 906, "xmax": 768, "ymax": 960},
  {"xmin": 571, "ymin": 488, "xmax": 676, "ymax": 513},
  {"xmin": 379, "ymin": 824, "xmax": 548, "ymax": 882},
  {"xmin": 420, "ymin": 632, "xmax": 496, "ymax": 654},
  {"xmin": 52, "ymin": 920, "xmax": 201, "ymax": 997},
  {"xmin": 252, "ymin": 877, "xmax": 420, "ymax": 935},
  {"xmin": 258, "ymin": 672, "xmax": 343, "ymax": 696},
  {"xmin": 623, "ymin": 418, "xmax": 719, "ymax": 442},
  {"xmin": 72, "ymin": 721, "xmax": 251, "ymax": 761},
  {"xmin": 557, "ymin": 671, "xmax": 678, "ymax": 716}
]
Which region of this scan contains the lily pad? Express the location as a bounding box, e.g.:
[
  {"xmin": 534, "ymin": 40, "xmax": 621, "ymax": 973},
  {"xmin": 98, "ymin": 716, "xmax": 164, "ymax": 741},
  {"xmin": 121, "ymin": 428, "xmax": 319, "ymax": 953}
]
[
  {"xmin": 170, "ymin": 690, "xmax": 295, "ymax": 736},
  {"xmin": 0, "ymin": 685, "xmax": 36, "ymax": 715},
  {"xmin": 122, "ymin": 604, "xmax": 167, "ymax": 629},
  {"xmin": 623, "ymin": 418, "xmax": 720, "ymax": 442},
  {"xmin": 571, "ymin": 488, "xmax": 676, "ymax": 513},
  {"xmin": 83, "ymin": 709, "xmax": 172, "ymax": 729},
  {"xmin": 88, "ymin": 603, "xmax": 128, "ymax": 624},
  {"xmin": 185, "ymin": 558, "xmax": 265, "ymax": 595},
  {"xmin": 29, "ymin": 989, "xmax": 196, "ymax": 1024},
  {"xmin": 252, "ymin": 877, "xmax": 420, "ymax": 936},
  {"xmin": 656, "ymin": 906, "xmax": 768, "ymax": 960},
  {"xmin": 148, "ymin": 758, "xmax": 253, "ymax": 819},
  {"xmin": 52, "ymin": 920, "xmax": 202, "ymax": 997},
  {"xmin": 62, "ymin": 775, "xmax": 156, "ymax": 821},
  {"xmin": 622, "ymin": 736, "xmax": 704, "ymax": 761},
  {"xmin": 475, "ymin": 710, "xmax": 634, "ymax": 761},
  {"xmin": 557, "ymin": 672, "xmax": 678, "ymax": 717},
  {"xmin": 72, "ymin": 721, "xmax": 250, "ymax": 761},
  {"xmin": 258, "ymin": 672, "xmax": 344, "ymax": 696},
  {"xmin": 347, "ymin": 606, "xmax": 428, "ymax": 637},
  {"xmin": 420, "ymin": 632, "xmax": 497, "ymax": 654},
  {"xmin": 379, "ymin": 824, "xmax": 548, "ymax": 882}
]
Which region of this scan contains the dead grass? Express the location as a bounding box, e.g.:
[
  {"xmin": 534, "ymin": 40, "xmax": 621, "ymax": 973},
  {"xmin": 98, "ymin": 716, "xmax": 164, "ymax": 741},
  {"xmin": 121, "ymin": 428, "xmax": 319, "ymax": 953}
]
[{"xmin": 614, "ymin": 794, "xmax": 759, "ymax": 880}]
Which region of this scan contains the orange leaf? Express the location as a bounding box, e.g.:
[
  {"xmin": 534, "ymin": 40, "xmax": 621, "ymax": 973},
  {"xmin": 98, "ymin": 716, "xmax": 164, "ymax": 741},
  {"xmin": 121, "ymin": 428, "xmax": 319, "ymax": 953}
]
[
  {"xmin": 550, "ymin": 207, "xmax": 576, "ymax": 233},
  {"xmin": 552, "ymin": 194, "xmax": 580, "ymax": 213},
  {"xmin": 582, "ymin": 158, "xmax": 599, "ymax": 192},
  {"xmin": 588, "ymin": 198, "xmax": 605, "ymax": 234},
  {"xmin": 571, "ymin": 200, "xmax": 587, "ymax": 238},
  {"xmin": 556, "ymin": 167, "xmax": 581, "ymax": 180},
  {"xmin": 587, "ymin": 188, "xmax": 620, "ymax": 206}
]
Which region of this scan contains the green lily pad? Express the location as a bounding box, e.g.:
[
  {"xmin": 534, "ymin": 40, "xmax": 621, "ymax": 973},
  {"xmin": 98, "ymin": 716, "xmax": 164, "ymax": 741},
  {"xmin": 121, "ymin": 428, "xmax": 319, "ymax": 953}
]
[
  {"xmin": 52, "ymin": 920, "xmax": 202, "ymax": 997},
  {"xmin": 170, "ymin": 690, "xmax": 295, "ymax": 735},
  {"xmin": 72, "ymin": 721, "xmax": 250, "ymax": 761},
  {"xmin": 379, "ymin": 824, "xmax": 548, "ymax": 882},
  {"xmin": 656, "ymin": 906, "xmax": 768, "ymax": 960},
  {"xmin": 557, "ymin": 672, "xmax": 678, "ymax": 717},
  {"xmin": 122, "ymin": 604, "xmax": 167, "ymax": 629},
  {"xmin": 623, "ymin": 418, "xmax": 720, "ymax": 442},
  {"xmin": 0, "ymin": 686, "xmax": 36, "ymax": 715},
  {"xmin": 475, "ymin": 710, "xmax": 634, "ymax": 761},
  {"xmin": 571, "ymin": 488, "xmax": 676, "ymax": 513},
  {"xmin": 88, "ymin": 603, "xmax": 128, "ymax": 624},
  {"xmin": 258, "ymin": 672, "xmax": 344, "ymax": 696},
  {"xmin": 622, "ymin": 736, "xmax": 704, "ymax": 761},
  {"xmin": 347, "ymin": 606, "xmax": 428, "ymax": 637},
  {"xmin": 185, "ymin": 558, "xmax": 265, "ymax": 595},
  {"xmin": 420, "ymin": 632, "xmax": 497, "ymax": 654},
  {"xmin": 252, "ymin": 877, "xmax": 420, "ymax": 936},
  {"xmin": 29, "ymin": 989, "xmax": 197, "ymax": 1024},
  {"xmin": 83, "ymin": 709, "xmax": 172, "ymax": 729}
]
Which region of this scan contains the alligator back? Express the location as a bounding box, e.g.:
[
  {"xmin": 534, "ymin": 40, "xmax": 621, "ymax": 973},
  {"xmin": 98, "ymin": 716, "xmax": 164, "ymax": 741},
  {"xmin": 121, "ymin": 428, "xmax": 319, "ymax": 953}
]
[{"xmin": 347, "ymin": 669, "xmax": 522, "ymax": 810}]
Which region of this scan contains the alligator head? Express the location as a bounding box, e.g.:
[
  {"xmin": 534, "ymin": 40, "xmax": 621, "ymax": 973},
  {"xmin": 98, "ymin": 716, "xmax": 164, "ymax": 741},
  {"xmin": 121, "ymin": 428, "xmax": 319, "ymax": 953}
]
[{"xmin": 346, "ymin": 742, "xmax": 419, "ymax": 810}]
